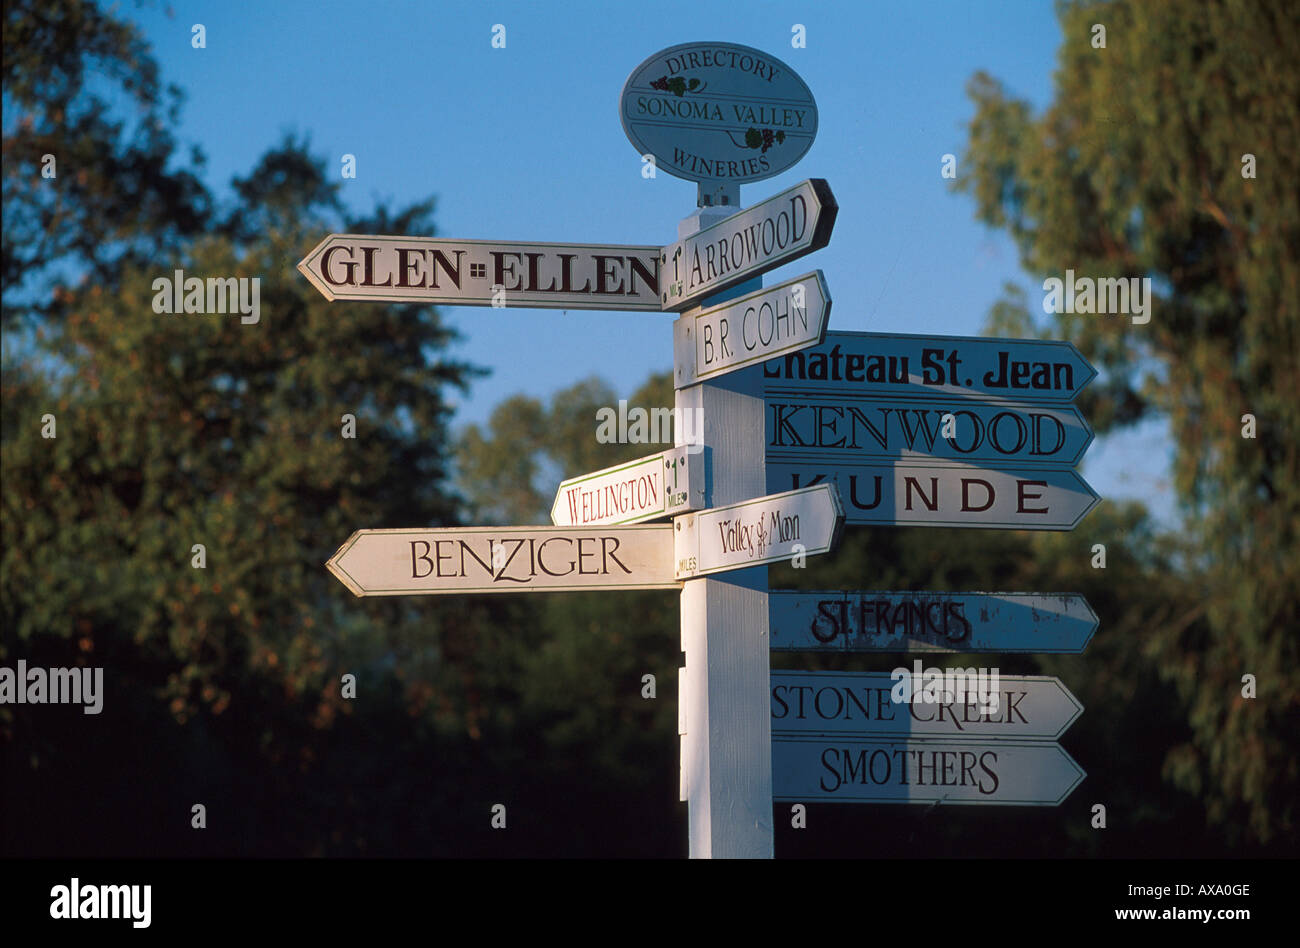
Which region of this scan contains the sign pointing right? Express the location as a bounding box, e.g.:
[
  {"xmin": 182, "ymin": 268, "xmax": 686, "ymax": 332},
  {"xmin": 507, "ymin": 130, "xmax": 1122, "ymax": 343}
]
[
  {"xmin": 769, "ymin": 462, "xmax": 1101, "ymax": 530},
  {"xmin": 771, "ymin": 671, "xmax": 1084, "ymax": 740},
  {"xmin": 768, "ymin": 591, "xmax": 1098, "ymax": 653},
  {"xmin": 764, "ymin": 394, "xmax": 1094, "ymax": 467},
  {"xmin": 673, "ymin": 483, "xmax": 843, "ymax": 580},
  {"xmin": 772, "ymin": 737, "xmax": 1085, "ymax": 806},
  {"xmin": 674, "ymin": 270, "xmax": 830, "ymax": 387},
  {"xmin": 661, "ymin": 178, "xmax": 837, "ymax": 311},
  {"xmin": 763, "ymin": 331, "xmax": 1097, "ymax": 403}
]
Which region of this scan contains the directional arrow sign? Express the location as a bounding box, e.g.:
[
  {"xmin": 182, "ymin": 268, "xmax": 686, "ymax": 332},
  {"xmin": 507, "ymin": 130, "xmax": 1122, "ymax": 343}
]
[
  {"xmin": 763, "ymin": 331, "xmax": 1097, "ymax": 403},
  {"xmin": 674, "ymin": 271, "xmax": 830, "ymax": 387},
  {"xmin": 768, "ymin": 591, "xmax": 1098, "ymax": 653},
  {"xmin": 326, "ymin": 525, "xmax": 677, "ymax": 596},
  {"xmin": 765, "ymin": 395, "xmax": 1093, "ymax": 466},
  {"xmin": 771, "ymin": 671, "xmax": 1084, "ymax": 740},
  {"xmin": 673, "ymin": 483, "xmax": 842, "ymax": 580},
  {"xmin": 551, "ymin": 446, "xmax": 704, "ymax": 527},
  {"xmin": 298, "ymin": 235, "xmax": 662, "ymax": 310},
  {"xmin": 772, "ymin": 737, "xmax": 1085, "ymax": 806},
  {"xmin": 768, "ymin": 462, "xmax": 1100, "ymax": 530},
  {"xmin": 661, "ymin": 179, "xmax": 837, "ymax": 311}
]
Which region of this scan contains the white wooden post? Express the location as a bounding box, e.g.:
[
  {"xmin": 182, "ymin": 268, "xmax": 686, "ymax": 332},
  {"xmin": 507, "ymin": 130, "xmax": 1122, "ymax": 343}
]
[{"xmin": 675, "ymin": 201, "xmax": 773, "ymax": 859}]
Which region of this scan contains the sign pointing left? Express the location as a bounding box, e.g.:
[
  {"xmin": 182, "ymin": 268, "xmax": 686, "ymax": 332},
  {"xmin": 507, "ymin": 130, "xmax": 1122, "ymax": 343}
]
[
  {"xmin": 298, "ymin": 235, "xmax": 663, "ymax": 311},
  {"xmin": 551, "ymin": 446, "xmax": 704, "ymax": 527},
  {"xmin": 326, "ymin": 526, "xmax": 677, "ymax": 596}
]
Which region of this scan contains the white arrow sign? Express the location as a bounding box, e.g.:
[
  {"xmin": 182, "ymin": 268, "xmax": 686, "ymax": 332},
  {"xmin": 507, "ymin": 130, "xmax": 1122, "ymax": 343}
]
[
  {"xmin": 551, "ymin": 447, "xmax": 704, "ymax": 527},
  {"xmin": 326, "ymin": 525, "xmax": 677, "ymax": 596},
  {"xmin": 661, "ymin": 179, "xmax": 837, "ymax": 311},
  {"xmin": 298, "ymin": 235, "xmax": 662, "ymax": 310},
  {"xmin": 674, "ymin": 271, "xmax": 830, "ymax": 387},
  {"xmin": 673, "ymin": 483, "xmax": 842, "ymax": 580},
  {"xmin": 771, "ymin": 671, "xmax": 1084, "ymax": 740},
  {"xmin": 769, "ymin": 462, "xmax": 1100, "ymax": 530},
  {"xmin": 772, "ymin": 737, "xmax": 1085, "ymax": 806}
]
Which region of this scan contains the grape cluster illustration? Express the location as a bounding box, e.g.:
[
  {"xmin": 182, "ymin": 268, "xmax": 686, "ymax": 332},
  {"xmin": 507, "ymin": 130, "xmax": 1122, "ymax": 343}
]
[
  {"xmin": 743, "ymin": 128, "xmax": 786, "ymax": 153},
  {"xmin": 649, "ymin": 75, "xmax": 702, "ymax": 97}
]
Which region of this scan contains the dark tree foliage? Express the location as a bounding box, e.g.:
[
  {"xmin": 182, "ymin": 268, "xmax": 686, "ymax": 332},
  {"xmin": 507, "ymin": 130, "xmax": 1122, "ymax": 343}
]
[
  {"xmin": 956, "ymin": 0, "xmax": 1299, "ymax": 843},
  {"xmin": 2, "ymin": 0, "xmax": 210, "ymax": 328}
]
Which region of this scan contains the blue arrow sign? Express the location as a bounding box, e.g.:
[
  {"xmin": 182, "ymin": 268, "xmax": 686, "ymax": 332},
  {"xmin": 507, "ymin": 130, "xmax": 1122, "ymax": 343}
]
[
  {"xmin": 762, "ymin": 331, "xmax": 1096, "ymax": 403},
  {"xmin": 768, "ymin": 591, "xmax": 1097, "ymax": 653},
  {"xmin": 772, "ymin": 736, "xmax": 1085, "ymax": 806},
  {"xmin": 765, "ymin": 394, "xmax": 1093, "ymax": 467}
]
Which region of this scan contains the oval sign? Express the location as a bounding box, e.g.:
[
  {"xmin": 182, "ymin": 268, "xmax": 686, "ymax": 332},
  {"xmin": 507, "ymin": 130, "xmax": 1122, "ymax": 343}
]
[{"xmin": 620, "ymin": 41, "xmax": 818, "ymax": 185}]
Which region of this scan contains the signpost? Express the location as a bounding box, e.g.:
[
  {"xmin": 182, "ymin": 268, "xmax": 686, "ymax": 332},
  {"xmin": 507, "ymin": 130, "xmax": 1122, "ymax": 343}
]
[
  {"xmin": 772, "ymin": 736, "xmax": 1085, "ymax": 806},
  {"xmin": 298, "ymin": 235, "xmax": 663, "ymax": 310},
  {"xmin": 764, "ymin": 395, "xmax": 1093, "ymax": 466},
  {"xmin": 769, "ymin": 462, "xmax": 1101, "ymax": 530},
  {"xmin": 673, "ymin": 483, "xmax": 843, "ymax": 580},
  {"xmin": 770, "ymin": 671, "xmax": 1084, "ymax": 740},
  {"xmin": 620, "ymin": 41, "xmax": 819, "ymax": 188},
  {"xmin": 762, "ymin": 331, "xmax": 1097, "ymax": 403},
  {"xmin": 661, "ymin": 179, "xmax": 837, "ymax": 310},
  {"xmin": 768, "ymin": 591, "xmax": 1098, "ymax": 653},
  {"xmin": 325, "ymin": 525, "xmax": 677, "ymax": 596},
  {"xmin": 674, "ymin": 271, "xmax": 830, "ymax": 386},
  {"xmin": 307, "ymin": 38, "xmax": 1100, "ymax": 858},
  {"xmin": 550, "ymin": 446, "xmax": 705, "ymax": 527}
]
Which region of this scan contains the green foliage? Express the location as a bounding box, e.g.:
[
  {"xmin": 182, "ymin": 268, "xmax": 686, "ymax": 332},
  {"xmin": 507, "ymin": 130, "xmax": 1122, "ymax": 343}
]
[
  {"xmin": 956, "ymin": 0, "xmax": 1300, "ymax": 843},
  {"xmin": 2, "ymin": 0, "xmax": 211, "ymax": 328},
  {"xmin": 1, "ymin": 151, "xmax": 479, "ymax": 720},
  {"xmin": 5, "ymin": 0, "xmax": 1295, "ymax": 858},
  {"xmin": 456, "ymin": 371, "xmax": 674, "ymax": 524},
  {"xmin": 1, "ymin": 2, "xmax": 495, "ymax": 855}
]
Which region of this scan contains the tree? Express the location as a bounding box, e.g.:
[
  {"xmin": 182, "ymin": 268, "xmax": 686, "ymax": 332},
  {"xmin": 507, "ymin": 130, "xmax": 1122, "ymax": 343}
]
[
  {"xmin": 2, "ymin": 0, "xmax": 211, "ymax": 328},
  {"xmin": 955, "ymin": 0, "xmax": 1299, "ymax": 843},
  {"xmin": 456, "ymin": 372, "xmax": 675, "ymax": 524},
  {"xmin": 1, "ymin": 0, "xmax": 488, "ymax": 851}
]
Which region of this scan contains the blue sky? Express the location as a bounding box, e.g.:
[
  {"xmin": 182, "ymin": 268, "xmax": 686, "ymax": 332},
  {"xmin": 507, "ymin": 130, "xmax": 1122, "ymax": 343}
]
[{"xmin": 121, "ymin": 0, "xmax": 1176, "ymax": 523}]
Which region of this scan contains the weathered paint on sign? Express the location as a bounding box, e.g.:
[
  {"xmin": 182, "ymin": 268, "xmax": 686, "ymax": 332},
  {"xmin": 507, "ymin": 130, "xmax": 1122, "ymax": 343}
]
[{"xmin": 768, "ymin": 591, "xmax": 1097, "ymax": 653}]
